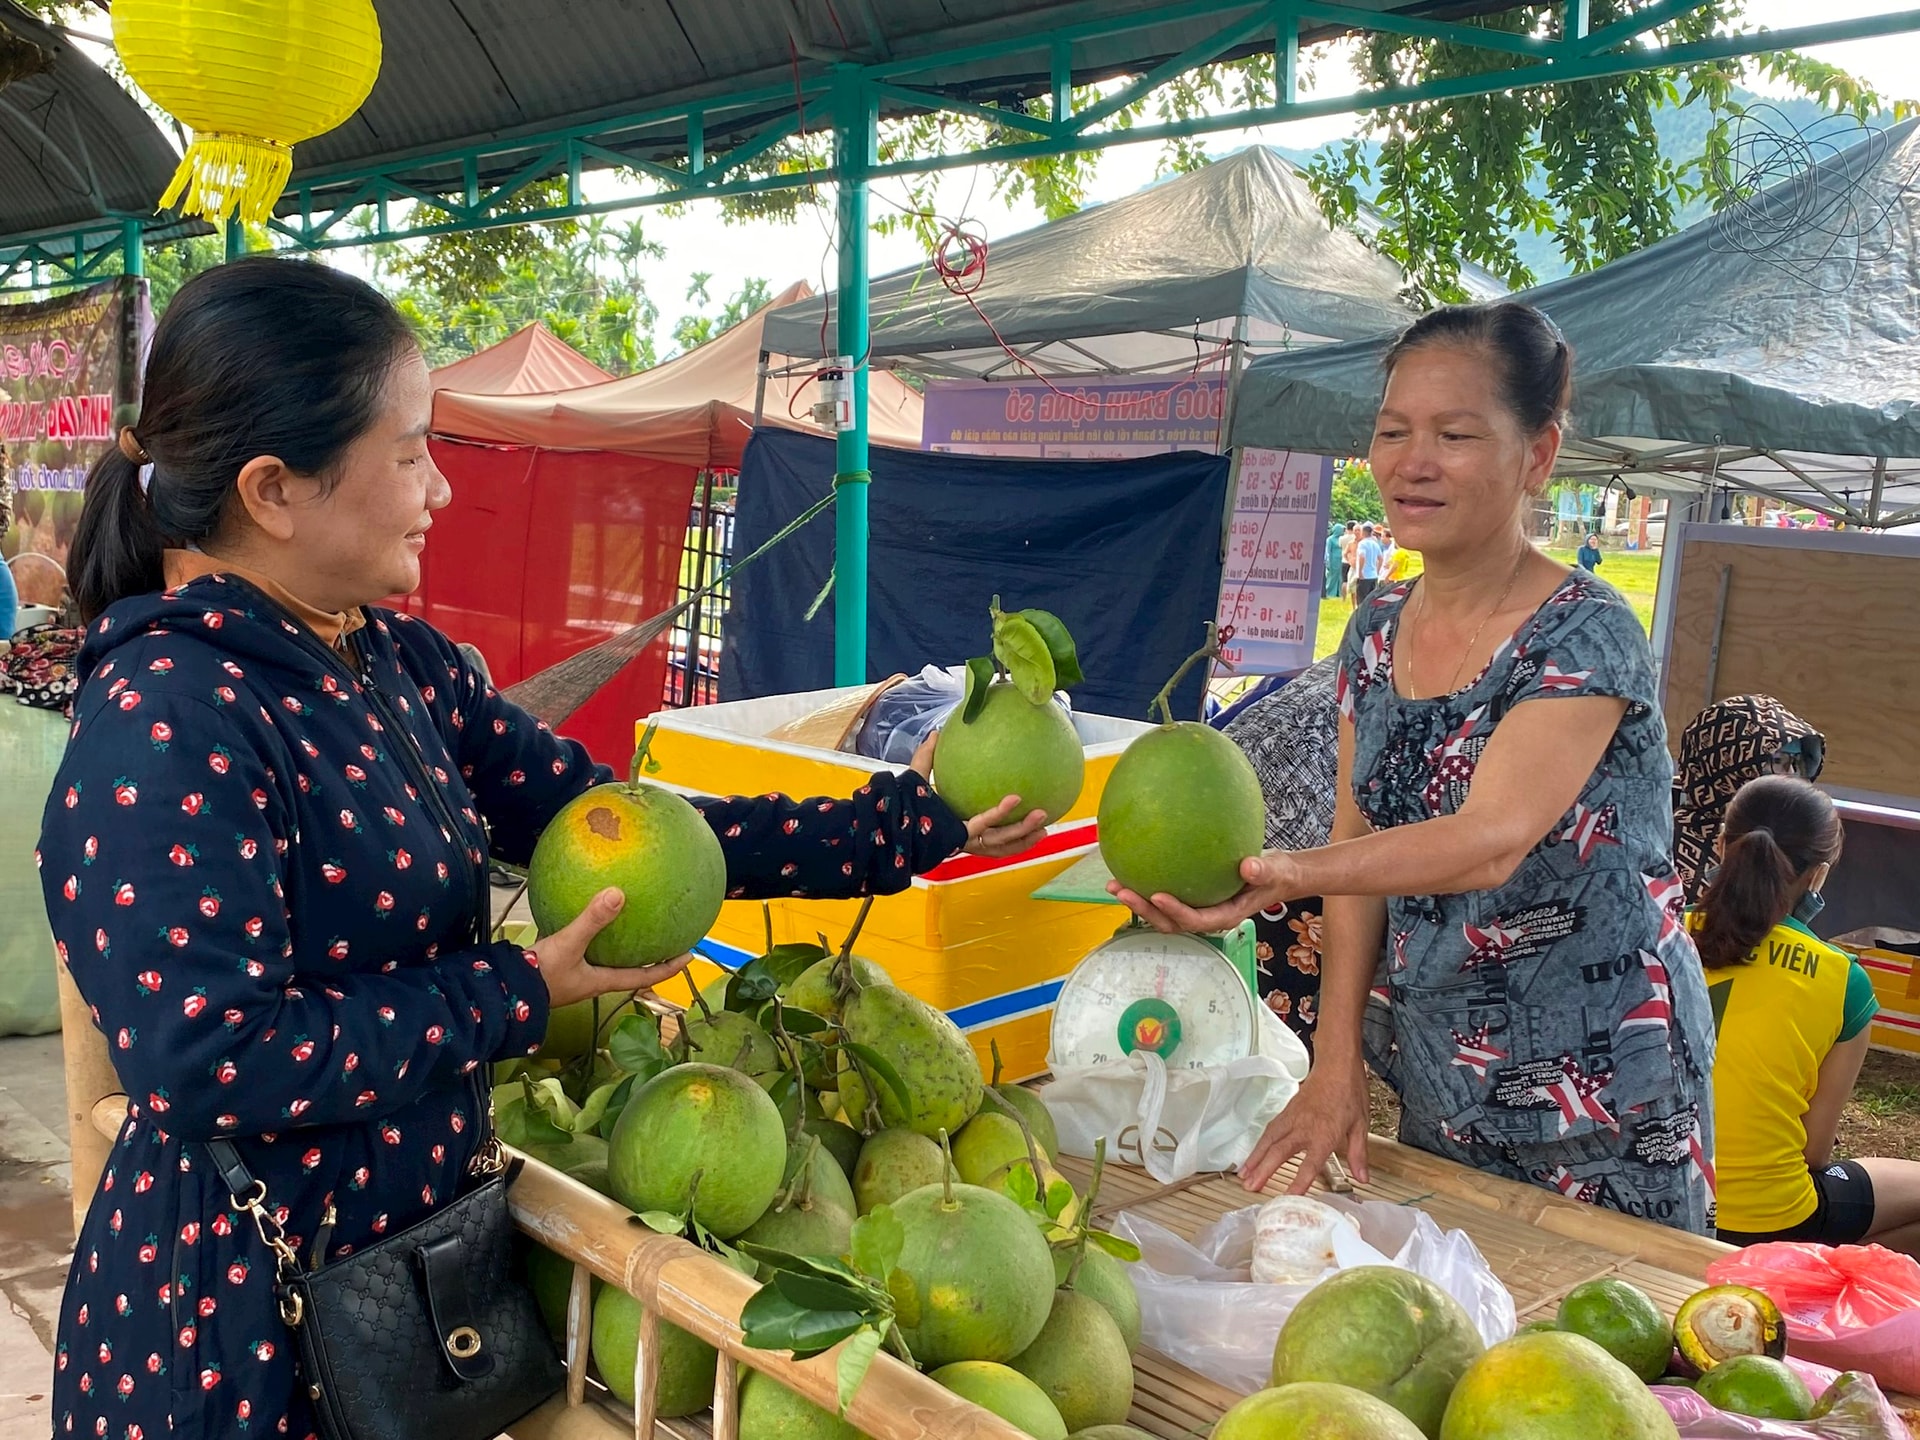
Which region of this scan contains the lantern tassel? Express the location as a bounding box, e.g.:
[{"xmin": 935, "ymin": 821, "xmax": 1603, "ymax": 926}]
[{"xmin": 160, "ymin": 133, "xmax": 293, "ymax": 227}]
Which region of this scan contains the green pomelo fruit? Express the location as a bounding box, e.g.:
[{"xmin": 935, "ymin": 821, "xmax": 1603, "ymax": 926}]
[
  {"xmin": 540, "ymin": 998, "xmax": 602, "ymax": 1063},
  {"xmin": 837, "ymin": 985, "xmax": 983, "ymax": 1139},
  {"xmin": 993, "ymin": 1084, "xmax": 1059, "ymax": 1160},
  {"xmin": 1067, "ymin": 1429, "xmax": 1157, "ymax": 1440},
  {"xmin": 1518, "ymin": 1319, "xmax": 1562, "ymax": 1335},
  {"xmin": 1557, "ymin": 1279, "xmax": 1673, "ymax": 1384},
  {"xmin": 1097, "ymin": 721, "xmax": 1265, "ymax": 907},
  {"xmin": 525, "ymin": 1242, "xmax": 596, "ymax": 1340},
  {"xmin": 590, "ymin": 1286, "xmax": 718, "ymax": 1417},
  {"xmin": 1009, "ymin": 1288, "xmax": 1134, "ymax": 1432},
  {"xmin": 1054, "ymin": 1246, "xmax": 1142, "ymax": 1353},
  {"xmin": 1692, "ymin": 1355, "xmax": 1813, "ymax": 1421},
  {"xmin": 1215, "ymin": 1382, "xmax": 1428, "ymax": 1440},
  {"xmin": 607, "ymin": 1063, "xmax": 787, "ymax": 1239},
  {"xmin": 935, "ymin": 683, "xmax": 1086, "ymax": 822},
  {"xmin": 955, "ymin": 1112, "xmax": 1034, "ymax": 1186},
  {"xmin": 519, "ymin": 1133, "xmax": 612, "ymax": 1196},
  {"xmin": 678, "ymin": 1009, "xmax": 783, "ymax": 1088},
  {"xmin": 737, "ymin": 1370, "xmax": 868, "ymax": 1440},
  {"xmin": 740, "ymin": 1135, "xmax": 859, "ymax": 1272},
  {"xmin": 1439, "ymin": 1332, "xmax": 1680, "ymax": 1440},
  {"xmin": 1270, "ymin": 1265, "xmax": 1483, "ymax": 1438},
  {"xmin": 932, "ymin": 1362, "xmax": 1069, "ymax": 1440},
  {"xmin": 892, "ymin": 1181, "xmax": 1057, "ymax": 1368},
  {"xmin": 853, "ymin": 1128, "xmax": 951, "ymax": 1215},
  {"xmin": 804, "ymin": 1117, "xmax": 865, "ymax": 1179},
  {"xmin": 786, "ymin": 955, "xmax": 893, "ymax": 1021},
  {"xmin": 528, "ymin": 782, "xmax": 726, "ymax": 967}
]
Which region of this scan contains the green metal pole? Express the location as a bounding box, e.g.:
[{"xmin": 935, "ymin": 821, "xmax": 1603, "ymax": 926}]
[
  {"xmin": 121, "ymin": 219, "xmax": 144, "ymax": 278},
  {"xmin": 225, "ymin": 219, "xmax": 244, "ymax": 262},
  {"xmin": 830, "ymin": 67, "xmax": 876, "ymax": 687}
]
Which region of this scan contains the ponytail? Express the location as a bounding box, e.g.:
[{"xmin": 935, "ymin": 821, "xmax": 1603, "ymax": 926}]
[
  {"xmin": 1692, "ymin": 775, "xmax": 1843, "ymax": 968},
  {"xmin": 69, "ymin": 449, "xmax": 167, "ymax": 624}
]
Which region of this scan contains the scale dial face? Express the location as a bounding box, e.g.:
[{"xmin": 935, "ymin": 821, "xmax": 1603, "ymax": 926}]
[{"xmin": 1050, "ymin": 929, "xmax": 1258, "ymax": 1071}]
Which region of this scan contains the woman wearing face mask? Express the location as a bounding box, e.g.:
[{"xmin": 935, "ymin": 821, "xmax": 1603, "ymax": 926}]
[
  {"xmin": 39, "ymin": 258, "xmax": 1041, "ymax": 1440},
  {"xmin": 1113, "ymin": 302, "xmax": 1716, "ymax": 1232},
  {"xmin": 1692, "ymin": 776, "xmax": 1919, "ymax": 1254}
]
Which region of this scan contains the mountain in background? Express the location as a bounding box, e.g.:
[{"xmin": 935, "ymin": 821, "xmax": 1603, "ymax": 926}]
[{"xmin": 1272, "ymin": 91, "xmax": 1894, "ymax": 283}]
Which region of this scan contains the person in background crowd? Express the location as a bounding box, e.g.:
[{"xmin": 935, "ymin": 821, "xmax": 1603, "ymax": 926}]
[
  {"xmin": 1672, "ymin": 694, "xmax": 1825, "ymax": 906},
  {"xmin": 1382, "ymin": 526, "xmax": 1416, "ymax": 584},
  {"xmin": 1223, "ymin": 655, "xmax": 1341, "ymax": 1052},
  {"xmin": 1692, "ymin": 777, "xmax": 1919, "ymax": 1254},
  {"xmin": 1324, "ymin": 522, "xmax": 1344, "ymax": 600},
  {"xmin": 1113, "ymin": 301, "xmax": 1716, "ymax": 1233},
  {"xmin": 1353, "ymin": 520, "xmax": 1385, "ymax": 602},
  {"xmin": 1577, "ymin": 530, "xmax": 1603, "ymax": 571},
  {"xmin": 1338, "ymin": 520, "xmax": 1360, "ymax": 600}
]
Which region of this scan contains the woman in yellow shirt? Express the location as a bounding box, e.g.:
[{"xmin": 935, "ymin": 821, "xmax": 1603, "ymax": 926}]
[{"xmin": 1693, "ymin": 776, "xmax": 1919, "ymax": 1253}]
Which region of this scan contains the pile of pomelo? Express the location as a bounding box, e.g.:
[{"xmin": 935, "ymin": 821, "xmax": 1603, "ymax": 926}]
[
  {"xmin": 505, "ymin": 831, "xmax": 1142, "ymax": 1440},
  {"xmin": 1215, "ymin": 1265, "xmax": 1849, "ymax": 1439}
]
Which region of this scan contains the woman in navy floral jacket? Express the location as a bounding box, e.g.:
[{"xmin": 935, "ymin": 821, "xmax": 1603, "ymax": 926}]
[{"xmin": 38, "ymin": 258, "xmax": 1041, "ymax": 1440}]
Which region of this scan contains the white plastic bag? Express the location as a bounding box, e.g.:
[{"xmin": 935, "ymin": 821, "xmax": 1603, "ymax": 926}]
[
  {"xmin": 1045, "ymin": 1003, "xmax": 1309, "ymax": 1183},
  {"xmin": 1108, "ymin": 1196, "xmax": 1516, "ymax": 1396}
]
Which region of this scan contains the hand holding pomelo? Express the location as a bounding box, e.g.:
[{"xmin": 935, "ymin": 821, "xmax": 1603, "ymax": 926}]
[
  {"xmin": 528, "ymin": 781, "xmax": 726, "ymax": 968},
  {"xmin": 1099, "ymin": 720, "xmax": 1265, "ymax": 910},
  {"xmin": 934, "ymin": 682, "xmax": 1085, "ymax": 824}
]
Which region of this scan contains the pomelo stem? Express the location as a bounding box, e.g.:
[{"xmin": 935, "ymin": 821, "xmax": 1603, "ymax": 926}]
[
  {"xmin": 937, "ymin": 1129, "xmax": 956, "ymax": 1208},
  {"xmin": 989, "ymin": 1038, "xmax": 1005, "ymax": 1087},
  {"xmin": 629, "ymin": 719, "xmax": 662, "ymax": 782},
  {"xmin": 684, "ymin": 969, "xmax": 716, "ymax": 1023},
  {"xmin": 831, "ymin": 894, "xmax": 877, "ymax": 997},
  {"xmin": 762, "ymin": 903, "xmax": 774, "ymax": 956},
  {"xmin": 981, "ymin": 1085, "xmax": 1045, "ymax": 1195},
  {"xmin": 1150, "ymin": 624, "xmax": 1224, "ymax": 726},
  {"xmin": 1064, "ymin": 1137, "xmax": 1109, "ymax": 1289}
]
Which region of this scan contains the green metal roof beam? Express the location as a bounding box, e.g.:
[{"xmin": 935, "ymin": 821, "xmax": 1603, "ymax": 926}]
[
  {"xmin": 1286, "ymin": 1, "xmax": 1555, "ymax": 57},
  {"xmin": 1569, "ymin": 0, "xmax": 1718, "ymax": 54}
]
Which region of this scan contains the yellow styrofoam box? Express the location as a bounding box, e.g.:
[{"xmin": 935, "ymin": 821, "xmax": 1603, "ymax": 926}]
[
  {"xmin": 1858, "ymin": 948, "xmax": 1920, "ymax": 1056},
  {"xmin": 642, "ymin": 689, "xmax": 1151, "ymax": 1080}
]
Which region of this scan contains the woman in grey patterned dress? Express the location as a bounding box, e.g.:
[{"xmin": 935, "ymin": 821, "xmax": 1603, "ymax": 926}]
[{"xmin": 1114, "ymin": 303, "xmax": 1715, "ymax": 1233}]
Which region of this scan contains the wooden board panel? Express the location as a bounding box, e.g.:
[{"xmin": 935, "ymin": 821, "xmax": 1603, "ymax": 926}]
[{"xmin": 1662, "ymin": 532, "xmax": 1920, "ymax": 802}]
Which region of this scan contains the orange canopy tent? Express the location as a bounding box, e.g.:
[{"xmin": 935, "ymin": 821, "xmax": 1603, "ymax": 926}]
[
  {"xmin": 429, "ymin": 281, "xmax": 923, "ymax": 467},
  {"xmin": 428, "ymin": 322, "xmax": 614, "ymax": 395}
]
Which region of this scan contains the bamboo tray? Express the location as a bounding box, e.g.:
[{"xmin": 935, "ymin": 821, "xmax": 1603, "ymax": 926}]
[{"xmin": 83, "ymin": 1095, "xmax": 1918, "ymax": 1438}]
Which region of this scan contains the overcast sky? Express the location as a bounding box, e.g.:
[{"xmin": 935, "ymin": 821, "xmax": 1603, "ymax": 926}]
[{"xmin": 621, "ymin": 0, "xmax": 1920, "ymax": 349}]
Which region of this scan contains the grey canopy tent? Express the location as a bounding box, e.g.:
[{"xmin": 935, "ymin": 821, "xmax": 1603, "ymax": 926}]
[
  {"xmin": 1228, "ymin": 118, "xmax": 1920, "ymax": 528},
  {"xmin": 760, "ymin": 146, "xmax": 1499, "ymax": 381}
]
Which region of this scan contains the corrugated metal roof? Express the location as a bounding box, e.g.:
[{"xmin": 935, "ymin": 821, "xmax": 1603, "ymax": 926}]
[
  {"xmin": 287, "ymin": 0, "xmax": 1531, "ymax": 209},
  {"xmin": 0, "ymin": 2, "xmax": 188, "ymax": 237}
]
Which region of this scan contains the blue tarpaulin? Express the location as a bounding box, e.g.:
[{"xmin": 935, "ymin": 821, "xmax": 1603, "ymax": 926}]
[{"xmin": 722, "ymin": 429, "xmax": 1230, "ymax": 722}]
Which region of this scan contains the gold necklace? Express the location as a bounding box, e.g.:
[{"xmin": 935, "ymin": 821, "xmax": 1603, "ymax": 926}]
[{"xmin": 1406, "ymin": 547, "xmax": 1529, "ymax": 700}]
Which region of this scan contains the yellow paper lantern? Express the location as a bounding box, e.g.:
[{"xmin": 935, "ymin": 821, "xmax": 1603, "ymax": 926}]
[{"xmin": 112, "ymin": 0, "xmax": 383, "ymax": 225}]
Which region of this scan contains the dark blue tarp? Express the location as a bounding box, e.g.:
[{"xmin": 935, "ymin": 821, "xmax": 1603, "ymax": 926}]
[{"xmin": 722, "ymin": 429, "xmax": 1230, "ymax": 722}]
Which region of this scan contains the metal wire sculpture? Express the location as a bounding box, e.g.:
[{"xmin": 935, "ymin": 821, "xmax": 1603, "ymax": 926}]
[{"xmin": 1706, "ymin": 103, "xmax": 1910, "ymax": 294}]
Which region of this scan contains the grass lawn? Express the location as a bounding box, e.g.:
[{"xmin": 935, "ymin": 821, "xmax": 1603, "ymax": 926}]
[{"xmin": 1311, "ymin": 546, "xmax": 1661, "ymax": 661}]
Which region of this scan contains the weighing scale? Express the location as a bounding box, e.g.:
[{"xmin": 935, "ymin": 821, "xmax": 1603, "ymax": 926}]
[{"xmin": 1034, "ymin": 850, "xmax": 1265, "ymax": 1071}]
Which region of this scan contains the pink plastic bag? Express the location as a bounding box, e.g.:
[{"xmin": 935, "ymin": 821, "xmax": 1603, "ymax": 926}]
[
  {"xmin": 1707, "ymin": 1244, "xmax": 1920, "ymax": 1394},
  {"xmin": 1656, "ymin": 1365, "xmax": 1906, "ymax": 1440}
]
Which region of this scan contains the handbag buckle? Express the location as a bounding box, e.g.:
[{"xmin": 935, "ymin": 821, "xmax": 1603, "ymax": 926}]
[
  {"xmin": 446, "ymin": 1326, "xmax": 483, "ymax": 1360},
  {"xmin": 229, "ymin": 1179, "xmax": 304, "ymax": 1310}
]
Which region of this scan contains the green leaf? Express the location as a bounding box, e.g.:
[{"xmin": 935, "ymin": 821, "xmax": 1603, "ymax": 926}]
[
  {"xmin": 1017, "ymin": 608, "xmax": 1083, "ymax": 689},
  {"xmin": 960, "ymin": 655, "xmax": 995, "ymax": 725},
  {"xmin": 884, "ymin": 1268, "xmax": 921, "ymax": 1329},
  {"xmin": 1002, "ymin": 1161, "xmax": 1041, "ymax": 1210},
  {"xmin": 836, "ymin": 1327, "xmax": 884, "ymax": 1415},
  {"xmin": 763, "ymin": 942, "xmax": 830, "ymax": 985},
  {"xmin": 1086, "ymin": 1229, "xmax": 1142, "ymax": 1263},
  {"xmin": 842, "ymin": 1042, "xmax": 914, "ymax": 1122},
  {"xmin": 1043, "ymin": 1178, "xmax": 1075, "ymax": 1221},
  {"xmin": 608, "ymin": 1013, "xmax": 666, "ymax": 1076},
  {"xmin": 595, "ymin": 1073, "xmax": 636, "ymax": 1140},
  {"xmin": 727, "ymin": 964, "xmax": 782, "ymax": 1008},
  {"xmin": 848, "ymin": 1207, "xmax": 904, "ymax": 1282},
  {"xmin": 772, "ymin": 1269, "xmax": 874, "ymax": 1314},
  {"xmin": 992, "ymin": 611, "xmax": 1057, "ymax": 704},
  {"xmin": 736, "ymin": 1245, "xmax": 870, "ymax": 1290},
  {"xmin": 573, "ymin": 1078, "xmax": 621, "ymax": 1136},
  {"xmin": 631, "ymin": 1210, "xmax": 687, "ymax": 1235},
  {"xmin": 496, "ymin": 1093, "xmax": 572, "ymax": 1150},
  {"xmin": 772, "ymin": 1006, "xmax": 830, "ymax": 1037}
]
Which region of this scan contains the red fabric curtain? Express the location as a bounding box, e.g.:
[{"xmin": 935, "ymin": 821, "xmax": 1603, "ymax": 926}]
[{"xmin": 408, "ymin": 441, "xmax": 697, "ymax": 769}]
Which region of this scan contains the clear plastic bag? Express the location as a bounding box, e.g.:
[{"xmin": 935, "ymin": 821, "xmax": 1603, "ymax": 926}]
[
  {"xmin": 1106, "ymin": 1196, "xmax": 1515, "ymax": 1396},
  {"xmin": 850, "ymin": 663, "xmax": 1073, "ymax": 764},
  {"xmin": 1707, "ymin": 1244, "xmax": 1920, "ymax": 1394},
  {"xmin": 1655, "ymin": 1365, "xmax": 1907, "ymax": 1440}
]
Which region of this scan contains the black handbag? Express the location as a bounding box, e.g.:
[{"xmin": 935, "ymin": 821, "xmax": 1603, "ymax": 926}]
[{"xmin": 206, "ymin": 1089, "xmax": 565, "ymax": 1440}]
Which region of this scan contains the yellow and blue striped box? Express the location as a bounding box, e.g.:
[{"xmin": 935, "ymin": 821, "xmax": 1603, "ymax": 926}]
[{"xmin": 641, "ymin": 689, "xmax": 1150, "ymax": 1080}]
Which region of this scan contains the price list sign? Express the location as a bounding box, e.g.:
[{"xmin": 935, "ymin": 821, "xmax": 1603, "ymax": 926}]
[{"xmin": 1214, "ymin": 447, "xmax": 1333, "ymax": 677}]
